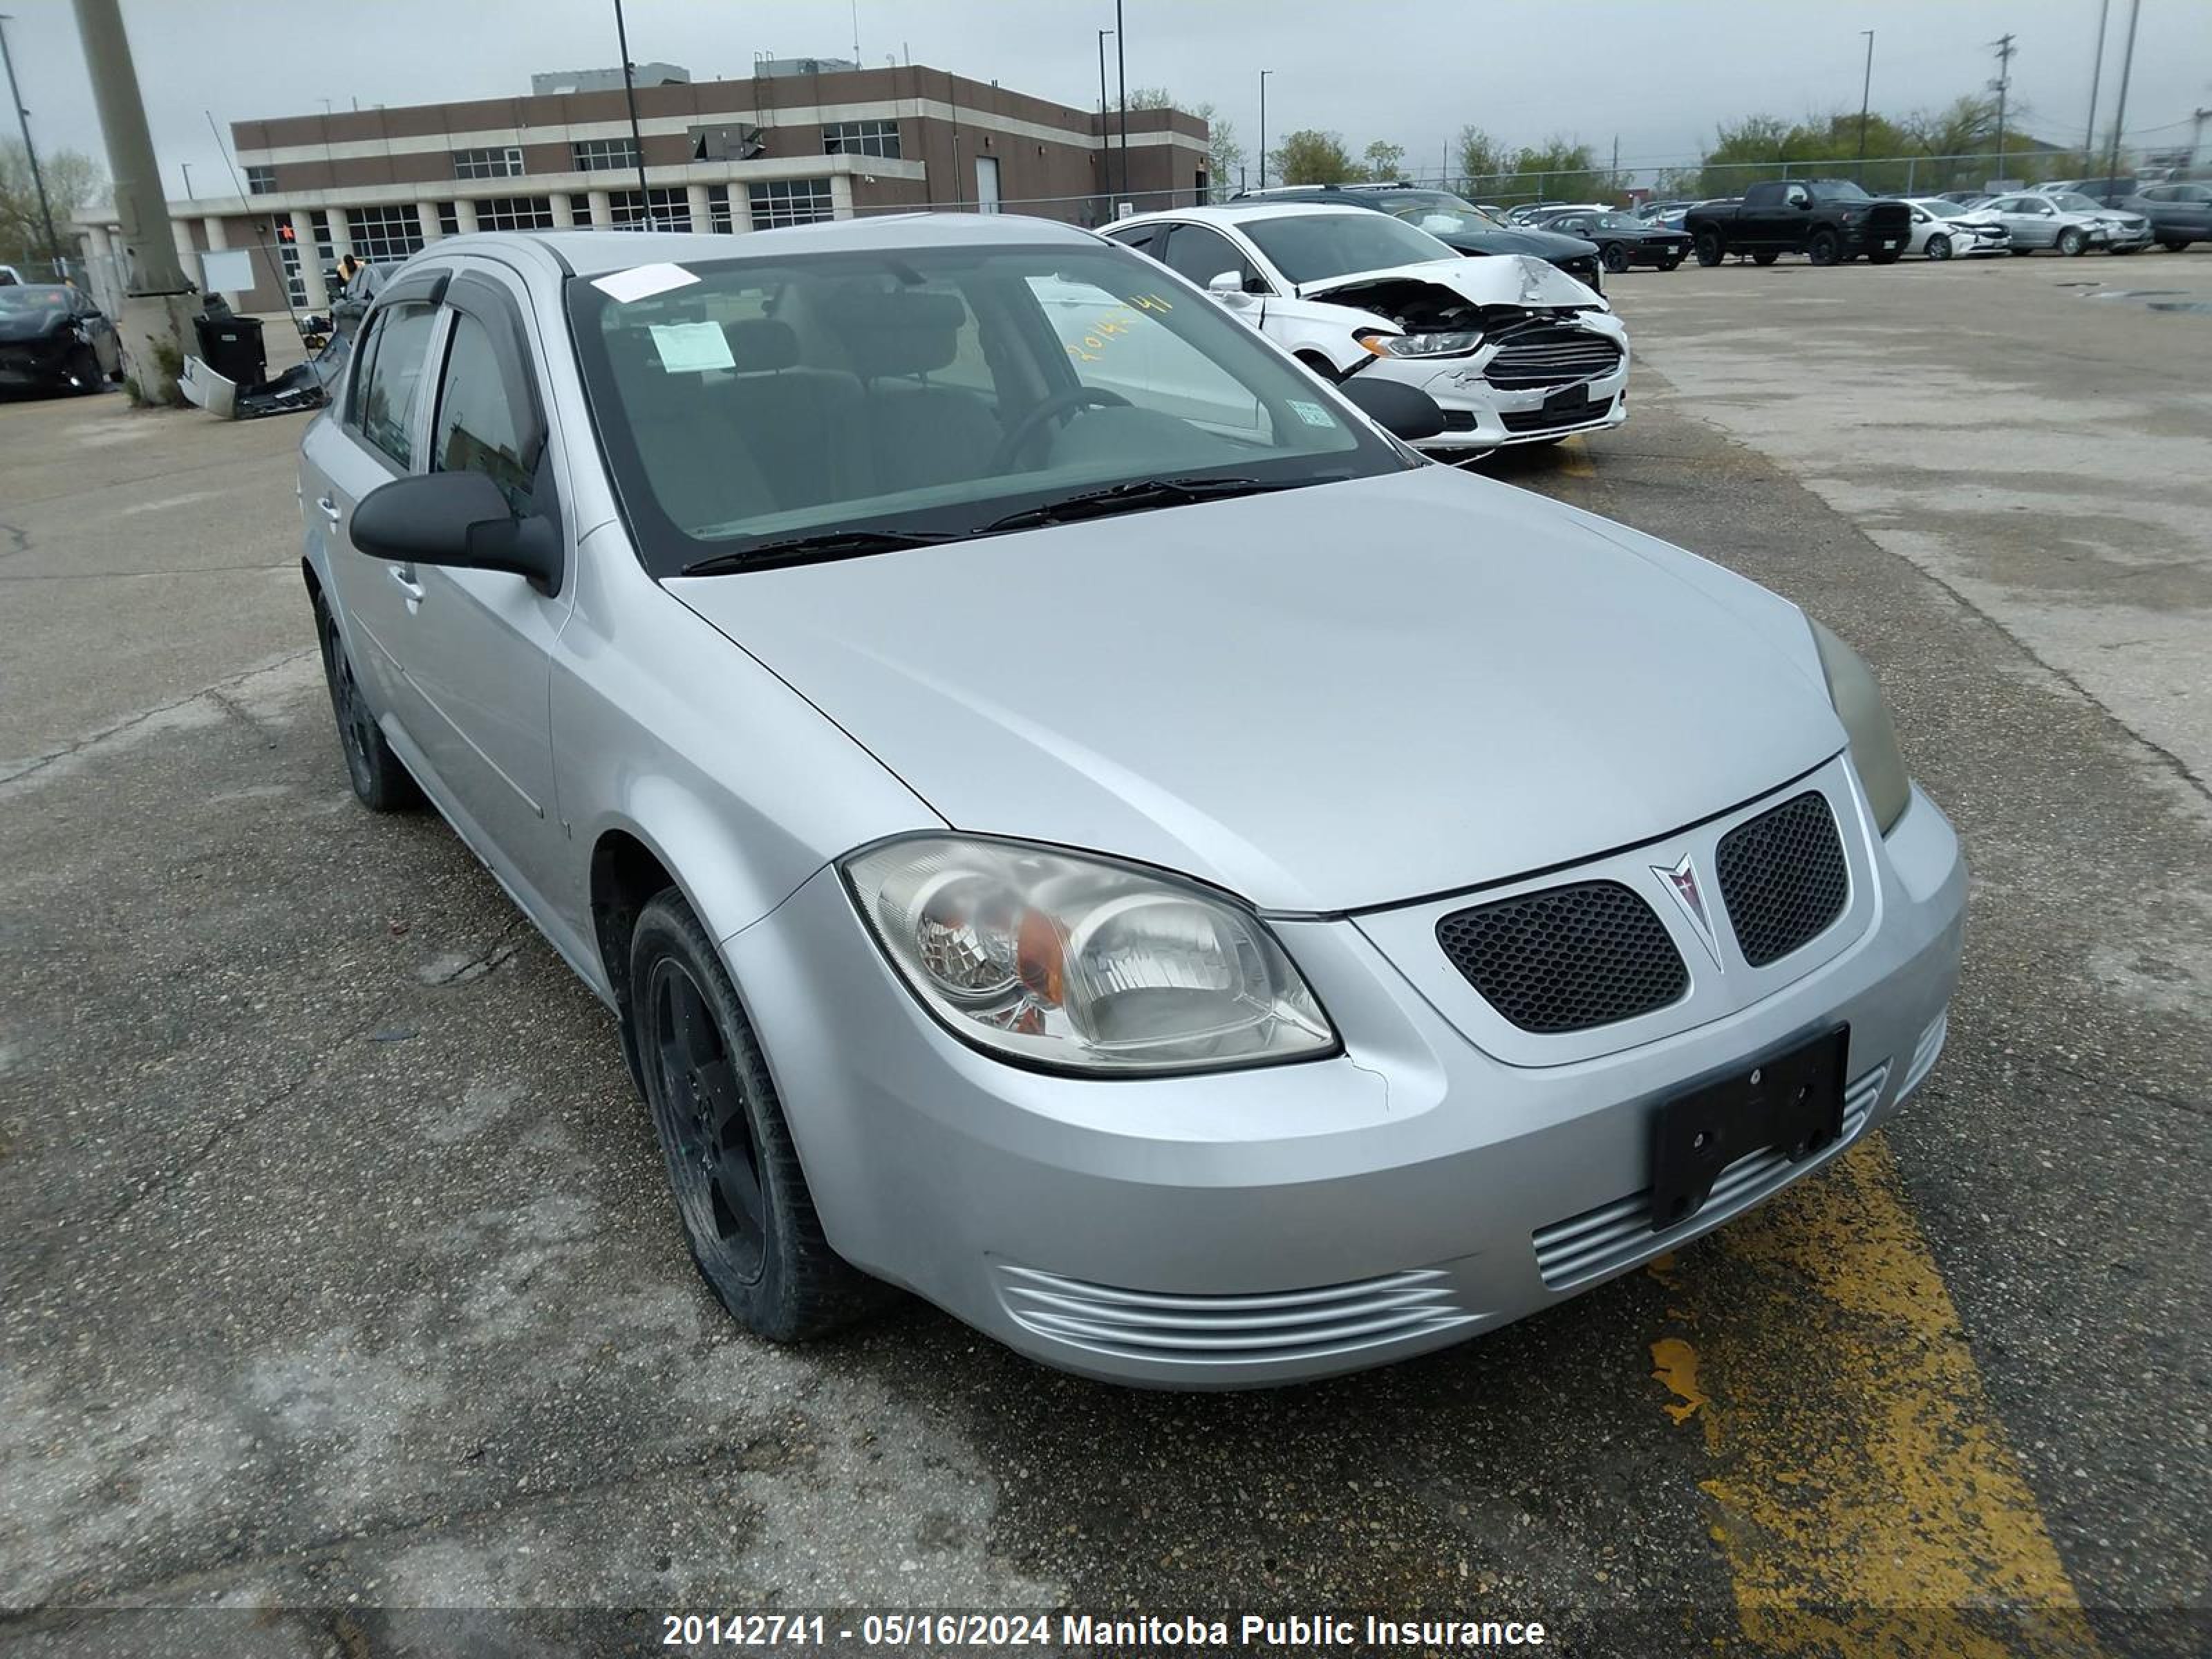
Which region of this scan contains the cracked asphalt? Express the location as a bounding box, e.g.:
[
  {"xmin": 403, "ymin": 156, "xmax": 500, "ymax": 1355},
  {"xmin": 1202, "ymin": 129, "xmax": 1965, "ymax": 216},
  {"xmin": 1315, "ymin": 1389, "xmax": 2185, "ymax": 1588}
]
[{"xmin": 2, "ymin": 251, "xmax": 2207, "ymax": 1659}]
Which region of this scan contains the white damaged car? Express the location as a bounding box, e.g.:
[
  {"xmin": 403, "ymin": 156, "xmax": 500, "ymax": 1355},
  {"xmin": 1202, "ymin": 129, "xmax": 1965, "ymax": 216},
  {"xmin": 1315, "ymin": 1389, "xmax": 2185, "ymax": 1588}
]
[{"xmin": 1104, "ymin": 203, "xmax": 1629, "ymax": 453}]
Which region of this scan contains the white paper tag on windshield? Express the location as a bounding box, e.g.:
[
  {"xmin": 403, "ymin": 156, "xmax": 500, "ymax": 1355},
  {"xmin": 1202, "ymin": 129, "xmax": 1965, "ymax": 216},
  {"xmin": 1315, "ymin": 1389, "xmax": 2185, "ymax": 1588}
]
[
  {"xmin": 1288, "ymin": 399, "xmax": 1338, "ymax": 429},
  {"xmin": 648, "ymin": 321, "xmax": 735, "ymax": 373},
  {"xmin": 592, "ymin": 262, "xmax": 699, "ymax": 303}
]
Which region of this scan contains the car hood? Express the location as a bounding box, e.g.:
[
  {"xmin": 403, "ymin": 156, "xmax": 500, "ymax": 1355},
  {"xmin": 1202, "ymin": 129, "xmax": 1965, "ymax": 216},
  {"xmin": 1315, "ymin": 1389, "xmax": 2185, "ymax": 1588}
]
[
  {"xmin": 1430, "ymin": 224, "xmax": 1601, "ymax": 261},
  {"xmin": 668, "ymin": 467, "xmax": 1841, "ymax": 912},
  {"xmin": 1300, "ymin": 254, "xmax": 1604, "ymax": 312}
]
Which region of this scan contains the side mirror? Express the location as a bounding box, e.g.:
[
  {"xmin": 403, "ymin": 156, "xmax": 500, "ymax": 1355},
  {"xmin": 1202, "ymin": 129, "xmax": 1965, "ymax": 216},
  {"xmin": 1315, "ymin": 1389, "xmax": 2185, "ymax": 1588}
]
[
  {"xmin": 1335, "ymin": 377, "xmax": 1445, "ymax": 443},
  {"xmin": 1207, "ymin": 269, "xmax": 1255, "ymax": 306},
  {"xmin": 351, "ymin": 470, "xmax": 562, "ymax": 595}
]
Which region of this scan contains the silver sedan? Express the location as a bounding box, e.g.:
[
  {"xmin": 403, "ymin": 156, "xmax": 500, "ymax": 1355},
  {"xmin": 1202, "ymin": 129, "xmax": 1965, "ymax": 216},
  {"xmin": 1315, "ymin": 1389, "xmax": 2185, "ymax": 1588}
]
[{"xmin": 297, "ymin": 218, "xmax": 1963, "ymax": 1387}]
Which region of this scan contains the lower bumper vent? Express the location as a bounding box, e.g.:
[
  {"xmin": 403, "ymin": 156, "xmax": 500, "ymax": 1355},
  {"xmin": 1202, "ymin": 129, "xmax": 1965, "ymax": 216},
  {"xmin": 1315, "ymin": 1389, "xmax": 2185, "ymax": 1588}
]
[{"xmin": 1530, "ymin": 1062, "xmax": 1888, "ymax": 1291}]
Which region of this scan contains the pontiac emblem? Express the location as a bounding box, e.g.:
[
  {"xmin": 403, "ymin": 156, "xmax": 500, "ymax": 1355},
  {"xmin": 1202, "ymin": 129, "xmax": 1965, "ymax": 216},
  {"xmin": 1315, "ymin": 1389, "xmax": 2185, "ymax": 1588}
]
[{"xmin": 1653, "ymin": 854, "xmax": 1724, "ymax": 967}]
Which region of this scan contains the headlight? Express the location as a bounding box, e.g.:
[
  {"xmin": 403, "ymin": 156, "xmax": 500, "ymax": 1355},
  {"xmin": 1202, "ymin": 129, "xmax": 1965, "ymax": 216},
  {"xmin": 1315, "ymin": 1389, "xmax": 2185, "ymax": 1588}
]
[
  {"xmin": 841, "ymin": 836, "xmax": 1335, "ymax": 1075},
  {"xmin": 1358, "ymin": 328, "xmax": 1482, "ymax": 359},
  {"xmin": 1808, "ymin": 619, "xmax": 1911, "ymax": 834}
]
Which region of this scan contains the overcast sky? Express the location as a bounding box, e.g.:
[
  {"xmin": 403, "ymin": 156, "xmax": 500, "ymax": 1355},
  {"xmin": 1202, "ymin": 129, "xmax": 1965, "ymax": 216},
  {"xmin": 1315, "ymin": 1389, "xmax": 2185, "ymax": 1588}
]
[{"xmin": 6, "ymin": 0, "xmax": 2209, "ymax": 200}]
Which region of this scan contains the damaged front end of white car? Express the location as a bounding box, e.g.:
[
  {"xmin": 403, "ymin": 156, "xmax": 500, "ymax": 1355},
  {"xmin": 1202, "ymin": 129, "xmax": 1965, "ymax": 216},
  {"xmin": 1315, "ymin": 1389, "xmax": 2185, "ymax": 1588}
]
[{"xmin": 1313, "ymin": 255, "xmax": 1631, "ymax": 453}]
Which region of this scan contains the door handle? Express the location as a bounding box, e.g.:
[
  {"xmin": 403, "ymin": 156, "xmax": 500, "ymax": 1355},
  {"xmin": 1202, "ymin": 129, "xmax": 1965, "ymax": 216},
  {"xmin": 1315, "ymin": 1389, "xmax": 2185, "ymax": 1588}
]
[
  {"xmin": 315, "ymin": 496, "xmax": 341, "ymax": 523},
  {"xmin": 388, "ymin": 563, "xmax": 425, "ymax": 603}
]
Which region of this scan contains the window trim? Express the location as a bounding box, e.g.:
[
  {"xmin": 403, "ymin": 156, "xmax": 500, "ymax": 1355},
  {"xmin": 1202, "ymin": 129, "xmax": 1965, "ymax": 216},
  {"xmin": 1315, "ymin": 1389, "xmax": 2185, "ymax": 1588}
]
[{"xmin": 344, "ymin": 272, "xmax": 451, "ymax": 469}]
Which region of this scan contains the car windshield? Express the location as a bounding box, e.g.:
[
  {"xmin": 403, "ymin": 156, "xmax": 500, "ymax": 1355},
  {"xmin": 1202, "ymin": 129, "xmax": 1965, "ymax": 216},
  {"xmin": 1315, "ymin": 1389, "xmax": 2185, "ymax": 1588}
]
[
  {"xmin": 1238, "ymin": 212, "xmax": 1456, "ymax": 284},
  {"xmin": 1807, "ymin": 180, "xmax": 1873, "ymax": 203},
  {"xmin": 1367, "ymin": 190, "xmax": 1499, "ymax": 236},
  {"xmin": 0, "ymin": 285, "xmax": 71, "ymax": 313},
  {"xmin": 568, "ymin": 241, "xmax": 1406, "ymax": 575}
]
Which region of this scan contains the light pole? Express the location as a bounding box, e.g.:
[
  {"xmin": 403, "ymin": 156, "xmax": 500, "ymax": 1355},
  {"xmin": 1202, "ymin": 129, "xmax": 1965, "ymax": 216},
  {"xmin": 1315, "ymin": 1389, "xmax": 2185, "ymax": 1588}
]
[
  {"xmin": 1257, "ymin": 68, "xmax": 1273, "ymax": 189},
  {"xmin": 2082, "ymin": 0, "xmax": 2111, "ymax": 166},
  {"xmin": 0, "ymin": 14, "xmax": 63, "ymax": 271},
  {"xmin": 1856, "ymin": 30, "xmax": 1875, "ymax": 184},
  {"xmin": 2102, "ymin": 0, "xmax": 2141, "ymax": 190},
  {"xmin": 1113, "ymin": 0, "xmax": 1127, "ymax": 204},
  {"xmin": 613, "ymin": 0, "xmax": 652, "ymax": 224}
]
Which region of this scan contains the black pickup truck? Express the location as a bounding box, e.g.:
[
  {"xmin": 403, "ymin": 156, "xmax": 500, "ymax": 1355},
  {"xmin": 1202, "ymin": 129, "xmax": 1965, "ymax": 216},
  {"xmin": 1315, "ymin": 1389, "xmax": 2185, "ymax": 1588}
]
[{"xmin": 1685, "ymin": 179, "xmax": 1912, "ymax": 267}]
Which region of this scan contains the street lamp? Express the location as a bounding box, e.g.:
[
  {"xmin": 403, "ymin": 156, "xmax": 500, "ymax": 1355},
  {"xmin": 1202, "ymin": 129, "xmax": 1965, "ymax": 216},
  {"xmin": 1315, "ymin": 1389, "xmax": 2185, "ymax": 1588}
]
[
  {"xmin": 1096, "ymin": 27, "xmax": 1113, "ymax": 178},
  {"xmin": 1856, "ymin": 30, "xmax": 1875, "ymax": 183},
  {"xmin": 0, "ymin": 13, "xmax": 64, "ymax": 270},
  {"xmin": 1258, "ymin": 68, "xmax": 1273, "ymax": 189}
]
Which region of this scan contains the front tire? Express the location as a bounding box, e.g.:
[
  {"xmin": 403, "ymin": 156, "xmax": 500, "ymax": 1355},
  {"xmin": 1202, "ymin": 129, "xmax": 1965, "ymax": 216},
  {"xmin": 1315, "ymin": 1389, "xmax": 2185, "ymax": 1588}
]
[
  {"xmin": 1808, "ymin": 229, "xmax": 1841, "ymax": 266},
  {"xmin": 2059, "ymin": 227, "xmax": 2087, "ymax": 256},
  {"xmin": 630, "ymin": 891, "xmax": 886, "ymax": 1342},
  {"xmin": 1694, "ymin": 229, "xmax": 1724, "ymax": 266},
  {"xmin": 1925, "ymin": 233, "xmax": 1953, "ymax": 261},
  {"xmin": 315, "ymin": 599, "xmax": 420, "ymax": 811}
]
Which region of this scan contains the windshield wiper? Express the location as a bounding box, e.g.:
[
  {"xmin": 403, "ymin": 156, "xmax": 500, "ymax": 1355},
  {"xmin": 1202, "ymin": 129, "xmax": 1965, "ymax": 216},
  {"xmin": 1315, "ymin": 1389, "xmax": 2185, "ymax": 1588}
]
[
  {"xmin": 980, "ymin": 474, "xmax": 1338, "ymax": 534},
  {"xmin": 679, "ymin": 527, "xmax": 960, "ymax": 577}
]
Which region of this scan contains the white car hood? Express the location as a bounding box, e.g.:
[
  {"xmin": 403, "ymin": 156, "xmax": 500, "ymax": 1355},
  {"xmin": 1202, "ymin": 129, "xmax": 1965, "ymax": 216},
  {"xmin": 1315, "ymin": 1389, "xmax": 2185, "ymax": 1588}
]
[
  {"xmin": 669, "ymin": 467, "xmax": 1842, "ymax": 913},
  {"xmin": 1300, "ymin": 254, "xmax": 1606, "ymax": 312}
]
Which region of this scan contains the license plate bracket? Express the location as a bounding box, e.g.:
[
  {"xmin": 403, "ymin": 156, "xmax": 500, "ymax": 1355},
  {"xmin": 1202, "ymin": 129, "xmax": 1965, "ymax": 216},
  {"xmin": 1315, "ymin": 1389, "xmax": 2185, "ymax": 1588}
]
[
  {"xmin": 1649, "ymin": 1027, "xmax": 1848, "ymax": 1231},
  {"xmin": 1542, "ymin": 381, "xmax": 1593, "ymax": 415}
]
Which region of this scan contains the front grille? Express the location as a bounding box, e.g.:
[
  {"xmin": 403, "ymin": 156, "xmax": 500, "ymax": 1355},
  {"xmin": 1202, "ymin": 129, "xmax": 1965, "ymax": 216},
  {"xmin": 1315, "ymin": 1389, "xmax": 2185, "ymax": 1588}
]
[
  {"xmin": 1484, "ymin": 327, "xmax": 1623, "ymax": 388},
  {"xmin": 1714, "ymin": 791, "xmax": 1849, "ymax": 967},
  {"xmin": 1531, "ymin": 1063, "xmax": 1886, "ymax": 1288},
  {"xmin": 997, "ymin": 1266, "xmax": 1474, "ymax": 1366},
  {"xmin": 1436, "ymin": 881, "xmax": 1687, "ymax": 1034},
  {"xmin": 1501, "ymin": 399, "xmax": 1614, "ymax": 435}
]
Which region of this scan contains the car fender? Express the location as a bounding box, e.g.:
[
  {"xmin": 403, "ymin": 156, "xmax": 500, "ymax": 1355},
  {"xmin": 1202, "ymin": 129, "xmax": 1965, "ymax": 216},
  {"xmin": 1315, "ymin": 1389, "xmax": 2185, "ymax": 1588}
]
[{"xmin": 1254, "ymin": 294, "xmax": 1399, "ymax": 375}]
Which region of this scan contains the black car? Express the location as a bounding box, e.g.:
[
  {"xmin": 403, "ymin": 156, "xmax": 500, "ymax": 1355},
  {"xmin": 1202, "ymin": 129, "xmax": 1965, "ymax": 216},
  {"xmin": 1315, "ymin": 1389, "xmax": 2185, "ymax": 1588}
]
[
  {"xmin": 0, "ymin": 285, "xmax": 122, "ymax": 395},
  {"xmin": 1235, "ymin": 185, "xmax": 1608, "ymax": 294},
  {"xmin": 1527, "ymin": 209, "xmax": 1693, "ymax": 272},
  {"xmin": 1684, "ymin": 178, "xmax": 1911, "ymax": 266}
]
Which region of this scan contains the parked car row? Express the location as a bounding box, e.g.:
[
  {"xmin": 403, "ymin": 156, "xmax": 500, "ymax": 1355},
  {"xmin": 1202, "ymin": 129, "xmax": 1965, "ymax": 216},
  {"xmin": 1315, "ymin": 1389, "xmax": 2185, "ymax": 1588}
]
[{"xmin": 1105, "ymin": 201, "xmax": 1630, "ymax": 456}]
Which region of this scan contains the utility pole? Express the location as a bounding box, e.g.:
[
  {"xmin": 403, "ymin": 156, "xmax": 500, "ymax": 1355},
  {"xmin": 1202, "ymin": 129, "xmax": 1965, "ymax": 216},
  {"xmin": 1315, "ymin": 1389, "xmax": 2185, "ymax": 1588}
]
[
  {"xmin": 1257, "ymin": 68, "xmax": 1273, "ymax": 189},
  {"xmin": 613, "ymin": 0, "xmax": 653, "ymax": 224},
  {"xmin": 1095, "ymin": 28, "xmax": 1112, "ymax": 213},
  {"xmin": 1113, "ymin": 0, "xmax": 1127, "ymax": 204},
  {"xmin": 2081, "ymin": 0, "xmax": 2110, "ymax": 166},
  {"xmin": 1856, "ymin": 30, "xmax": 1875, "ymax": 183},
  {"xmin": 71, "ymin": 0, "xmax": 192, "ymax": 402},
  {"xmin": 0, "ymin": 14, "xmax": 62, "ymax": 273},
  {"xmin": 2102, "ymin": 0, "xmax": 2141, "ymax": 189},
  {"xmin": 1989, "ymin": 34, "xmax": 2016, "ymax": 180}
]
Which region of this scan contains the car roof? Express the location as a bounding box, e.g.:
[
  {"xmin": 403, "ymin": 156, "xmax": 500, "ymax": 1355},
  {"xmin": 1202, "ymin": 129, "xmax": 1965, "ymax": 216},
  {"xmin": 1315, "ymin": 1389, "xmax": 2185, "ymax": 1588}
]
[
  {"xmin": 407, "ymin": 214, "xmax": 1102, "ymax": 279},
  {"xmin": 1114, "ymin": 202, "xmax": 1373, "ymax": 229}
]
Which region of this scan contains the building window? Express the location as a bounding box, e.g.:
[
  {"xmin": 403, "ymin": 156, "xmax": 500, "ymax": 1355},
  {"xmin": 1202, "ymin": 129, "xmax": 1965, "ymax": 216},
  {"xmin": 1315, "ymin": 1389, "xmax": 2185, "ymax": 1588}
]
[
  {"xmin": 438, "ymin": 202, "xmax": 460, "ymax": 237},
  {"xmin": 608, "ymin": 187, "xmax": 690, "ymax": 231},
  {"xmin": 747, "ymin": 178, "xmax": 835, "ymax": 229},
  {"xmin": 346, "ymin": 204, "xmax": 424, "ymax": 267},
  {"xmin": 476, "ymin": 196, "xmax": 556, "ymax": 231},
  {"xmin": 245, "ymin": 165, "xmax": 276, "ymax": 196},
  {"xmin": 453, "ymin": 146, "xmax": 524, "ymax": 180},
  {"xmin": 572, "ymin": 136, "xmax": 641, "ymax": 173},
  {"xmin": 823, "ymin": 120, "xmax": 900, "ymax": 160},
  {"xmin": 706, "ymin": 185, "xmax": 733, "ymax": 233}
]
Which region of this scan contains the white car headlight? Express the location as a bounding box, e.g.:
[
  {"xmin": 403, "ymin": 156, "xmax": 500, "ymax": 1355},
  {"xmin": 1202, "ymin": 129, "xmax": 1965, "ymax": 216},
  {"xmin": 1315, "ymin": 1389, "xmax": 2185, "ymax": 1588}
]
[
  {"xmin": 1358, "ymin": 328, "xmax": 1483, "ymax": 359},
  {"xmin": 1808, "ymin": 619, "xmax": 1911, "ymax": 834},
  {"xmin": 842, "ymin": 836, "xmax": 1335, "ymax": 1074}
]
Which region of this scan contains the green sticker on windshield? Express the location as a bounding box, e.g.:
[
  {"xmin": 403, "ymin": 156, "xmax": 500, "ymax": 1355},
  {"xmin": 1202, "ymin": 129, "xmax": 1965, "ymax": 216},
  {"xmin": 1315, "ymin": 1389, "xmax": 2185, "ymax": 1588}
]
[{"xmin": 1288, "ymin": 400, "xmax": 1338, "ymax": 429}]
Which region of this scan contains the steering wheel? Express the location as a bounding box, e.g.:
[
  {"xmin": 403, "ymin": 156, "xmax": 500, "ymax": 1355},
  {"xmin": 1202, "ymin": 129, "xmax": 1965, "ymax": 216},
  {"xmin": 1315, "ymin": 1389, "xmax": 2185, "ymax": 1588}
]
[{"xmin": 991, "ymin": 386, "xmax": 1132, "ymax": 474}]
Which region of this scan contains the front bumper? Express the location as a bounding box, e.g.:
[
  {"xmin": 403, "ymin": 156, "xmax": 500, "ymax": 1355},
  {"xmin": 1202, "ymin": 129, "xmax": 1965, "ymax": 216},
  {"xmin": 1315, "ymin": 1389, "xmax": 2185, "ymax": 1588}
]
[
  {"xmin": 0, "ymin": 337, "xmax": 71, "ymax": 390},
  {"xmin": 1397, "ymin": 316, "xmax": 1633, "ymax": 452},
  {"xmin": 725, "ymin": 771, "xmax": 1967, "ymax": 1388}
]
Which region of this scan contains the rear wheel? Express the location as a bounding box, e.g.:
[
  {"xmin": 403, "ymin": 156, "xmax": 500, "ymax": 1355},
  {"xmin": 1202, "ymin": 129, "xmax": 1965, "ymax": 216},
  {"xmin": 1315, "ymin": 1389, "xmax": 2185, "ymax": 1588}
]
[
  {"xmin": 1807, "ymin": 229, "xmax": 1841, "ymax": 266},
  {"xmin": 1601, "ymin": 241, "xmax": 1630, "ymax": 274},
  {"xmin": 1752, "ymin": 250, "xmax": 1781, "ymax": 267},
  {"xmin": 2058, "ymin": 227, "xmax": 2087, "ymax": 256},
  {"xmin": 1925, "ymin": 233, "xmax": 1953, "ymax": 261},
  {"xmin": 315, "ymin": 599, "xmax": 420, "ymax": 812},
  {"xmin": 630, "ymin": 891, "xmax": 888, "ymax": 1342},
  {"xmin": 1694, "ymin": 229, "xmax": 1724, "ymax": 266}
]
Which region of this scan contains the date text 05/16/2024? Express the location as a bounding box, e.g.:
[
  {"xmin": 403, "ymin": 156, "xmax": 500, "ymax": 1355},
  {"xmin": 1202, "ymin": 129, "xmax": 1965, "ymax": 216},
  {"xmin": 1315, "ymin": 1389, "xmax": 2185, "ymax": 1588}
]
[{"xmin": 661, "ymin": 1613, "xmax": 1550, "ymax": 1649}]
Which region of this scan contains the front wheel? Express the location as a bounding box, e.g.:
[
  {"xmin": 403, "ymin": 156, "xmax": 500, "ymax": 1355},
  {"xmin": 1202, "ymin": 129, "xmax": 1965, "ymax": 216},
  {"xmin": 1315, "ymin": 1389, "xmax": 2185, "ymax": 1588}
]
[
  {"xmin": 316, "ymin": 599, "xmax": 420, "ymax": 811},
  {"xmin": 2058, "ymin": 227, "xmax": 2087, "ymax": 256},
  {"xmin": 1925, "ymin": 233, "xmax": 1953, "ymax": 261},
  {"xmin": 1602, "ymin": 242, "xmax": 1630, "ymax": 274},
  {"xmin": 1807, "ymin": 229, "xmax": 1841, "ymax": 266},
  {"xmin": 1694, "ymin": 229, "xmax": 1724, "ymax": 267},
  {"xmin": 630, "ymin": 891, "xmax": 888, "ymax": 1342}
]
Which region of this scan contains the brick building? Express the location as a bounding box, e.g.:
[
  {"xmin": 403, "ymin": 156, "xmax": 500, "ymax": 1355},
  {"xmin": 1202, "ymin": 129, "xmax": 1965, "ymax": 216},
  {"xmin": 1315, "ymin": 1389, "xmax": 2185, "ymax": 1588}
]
[{"xmin": 73, "ymin": 60, "xmax": 1210, "ymax": 316}]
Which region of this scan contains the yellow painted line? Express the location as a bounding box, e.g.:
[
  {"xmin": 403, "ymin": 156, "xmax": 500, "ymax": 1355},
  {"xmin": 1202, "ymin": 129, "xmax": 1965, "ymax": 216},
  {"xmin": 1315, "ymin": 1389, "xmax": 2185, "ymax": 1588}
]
[
  {"xmin": 1557, "ymin": 435, "xmax": 1596, "ymax": 479},
  {"xmin": 1648, "ymin": 1135, "xmax": 2103, "ymax": 1658}
]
